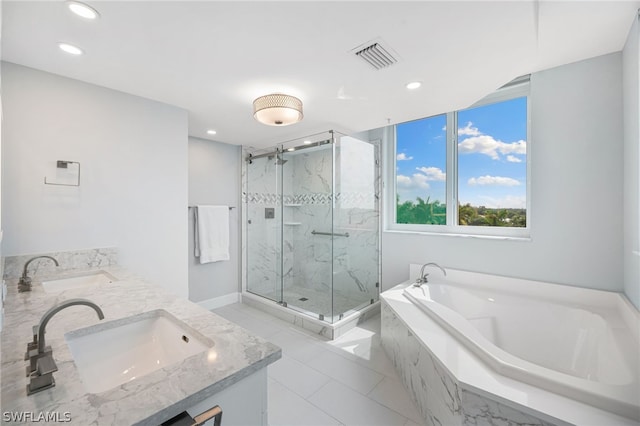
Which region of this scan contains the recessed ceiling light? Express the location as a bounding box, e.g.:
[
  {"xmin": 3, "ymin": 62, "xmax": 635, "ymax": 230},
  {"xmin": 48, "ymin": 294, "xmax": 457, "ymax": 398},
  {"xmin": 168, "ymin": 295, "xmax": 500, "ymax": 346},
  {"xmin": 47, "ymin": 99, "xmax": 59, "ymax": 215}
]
[
  {"xmin": 406, "ymin": 81, "xmax": 422, "ymax": 90},
  {"xmin": 206, "ymin": 129, "xmax": 217, "ymax": 135},
  {"xmin": 67, "ymin": 1, "xmax": 99, "ymax": 20},
  {"xmin": 303, "ymin": 140, "xmax": 312, "ymax": 145},
  {"xmin": 58, "ymin": 43, "xmax": 84, "ymax": 55},
  {"xmin": 287, "ymin": 148, "xmax": 295, "ymax": 152}
]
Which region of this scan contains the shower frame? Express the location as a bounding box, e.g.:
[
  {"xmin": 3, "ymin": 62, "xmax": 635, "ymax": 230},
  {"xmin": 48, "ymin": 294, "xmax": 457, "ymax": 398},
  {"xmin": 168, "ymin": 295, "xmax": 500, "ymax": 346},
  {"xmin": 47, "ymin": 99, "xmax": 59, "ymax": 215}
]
[{"xmin": 241, "ymin": 130, "xmax": 381, "ymax": 328}]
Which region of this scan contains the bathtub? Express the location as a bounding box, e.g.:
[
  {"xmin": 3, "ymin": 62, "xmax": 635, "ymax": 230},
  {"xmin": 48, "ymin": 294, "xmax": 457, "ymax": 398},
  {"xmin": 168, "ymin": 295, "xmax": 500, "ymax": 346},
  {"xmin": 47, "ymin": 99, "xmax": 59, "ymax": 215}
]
[{"xmin": 402, "ymin": 268, "xmax": 640, "ymax": 421}]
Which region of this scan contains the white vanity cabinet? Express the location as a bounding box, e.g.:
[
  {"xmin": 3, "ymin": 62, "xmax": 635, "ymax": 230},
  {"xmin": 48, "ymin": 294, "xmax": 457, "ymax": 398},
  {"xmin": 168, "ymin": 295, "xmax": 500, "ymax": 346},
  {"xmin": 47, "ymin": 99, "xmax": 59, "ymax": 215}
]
[{"xmin": 184, "ymin": 369, "xmax": 268, "ymax": 426}]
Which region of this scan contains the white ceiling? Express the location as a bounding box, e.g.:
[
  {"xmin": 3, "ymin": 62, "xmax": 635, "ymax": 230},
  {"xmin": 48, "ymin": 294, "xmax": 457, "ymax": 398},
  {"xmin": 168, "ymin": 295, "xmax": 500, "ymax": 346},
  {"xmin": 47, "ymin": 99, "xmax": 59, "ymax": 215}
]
[{"xmin": 2, "ymin": 1, "xmax": 639, "ymax": 148}]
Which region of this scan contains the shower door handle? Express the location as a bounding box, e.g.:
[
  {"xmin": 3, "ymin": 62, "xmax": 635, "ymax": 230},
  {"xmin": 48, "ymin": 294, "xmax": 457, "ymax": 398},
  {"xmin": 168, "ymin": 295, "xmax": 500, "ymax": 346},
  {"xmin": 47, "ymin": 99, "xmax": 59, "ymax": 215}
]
[{"xmin": 311, "ymin": 230, "xmax": 350, "ymax": 238}]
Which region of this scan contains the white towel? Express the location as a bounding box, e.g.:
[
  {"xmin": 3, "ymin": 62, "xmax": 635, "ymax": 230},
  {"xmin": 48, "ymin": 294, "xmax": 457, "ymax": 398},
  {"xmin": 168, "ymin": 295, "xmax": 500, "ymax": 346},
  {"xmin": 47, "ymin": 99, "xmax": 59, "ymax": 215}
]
[{"xmin": 194, "ymin": 205, "xmax": 230, "ymax": 263}]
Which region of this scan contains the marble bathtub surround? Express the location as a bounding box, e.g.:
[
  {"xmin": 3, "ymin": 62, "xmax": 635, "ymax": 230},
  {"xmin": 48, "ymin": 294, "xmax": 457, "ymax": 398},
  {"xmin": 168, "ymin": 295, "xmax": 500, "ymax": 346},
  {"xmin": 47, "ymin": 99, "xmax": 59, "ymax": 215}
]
[
  {"xmin": 1, "ymin": 264, "xmax": 281, "ymax": 425},
  {"xmin": 380, "ymin": 285, "xmax": 638, "ymax": 426},
  {"xmin": 3, "ymin": 247, "xmax": 118, "ymax": 279}
]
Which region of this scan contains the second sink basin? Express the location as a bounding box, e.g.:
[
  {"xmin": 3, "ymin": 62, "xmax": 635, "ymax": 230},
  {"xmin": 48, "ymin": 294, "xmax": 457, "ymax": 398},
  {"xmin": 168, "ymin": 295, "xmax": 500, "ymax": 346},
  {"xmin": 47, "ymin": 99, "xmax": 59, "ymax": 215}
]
[
  {"xmin": 65, "ymin": 310, "xmax": 212, "ymax": 393},
  {"xmin": 42, "ymin": 271, "xmax": 117, "ymax": 293}
]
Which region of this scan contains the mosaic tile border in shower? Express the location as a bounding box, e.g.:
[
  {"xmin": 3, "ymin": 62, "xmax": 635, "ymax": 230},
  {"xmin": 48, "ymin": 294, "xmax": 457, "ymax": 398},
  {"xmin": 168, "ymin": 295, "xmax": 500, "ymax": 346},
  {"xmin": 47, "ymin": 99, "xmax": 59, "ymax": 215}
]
[{"xmin": 243, "ymin": 192, "xmax": 377, "ymax": 205}]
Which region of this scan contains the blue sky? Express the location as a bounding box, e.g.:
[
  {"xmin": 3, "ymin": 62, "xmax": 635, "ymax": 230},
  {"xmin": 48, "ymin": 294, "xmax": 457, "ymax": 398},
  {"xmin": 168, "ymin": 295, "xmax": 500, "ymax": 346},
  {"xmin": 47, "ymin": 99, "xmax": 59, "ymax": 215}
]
[{"xmin": 396, "ymin": 97, "xmax": 527, "ymax": 208}]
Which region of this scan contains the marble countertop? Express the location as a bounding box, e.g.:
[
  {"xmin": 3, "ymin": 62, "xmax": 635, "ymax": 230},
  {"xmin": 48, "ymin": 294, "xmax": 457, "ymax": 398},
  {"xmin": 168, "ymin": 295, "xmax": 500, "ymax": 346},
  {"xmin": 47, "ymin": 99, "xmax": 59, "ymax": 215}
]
[{"xmin": 1, "ymin": 266, "xmax": 281, "ymax": 425}]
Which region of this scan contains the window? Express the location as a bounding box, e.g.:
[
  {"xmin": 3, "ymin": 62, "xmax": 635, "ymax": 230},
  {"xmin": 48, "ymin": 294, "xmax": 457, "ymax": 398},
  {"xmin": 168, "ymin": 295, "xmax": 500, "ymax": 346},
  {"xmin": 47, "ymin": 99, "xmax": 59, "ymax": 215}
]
[
  {"xmin": 390, "ymin": 82, "xmax": 530, "ymax": 237},
  {"xmin": 396, "ymin": 114, "xmax": 447, "ymax": 225}
]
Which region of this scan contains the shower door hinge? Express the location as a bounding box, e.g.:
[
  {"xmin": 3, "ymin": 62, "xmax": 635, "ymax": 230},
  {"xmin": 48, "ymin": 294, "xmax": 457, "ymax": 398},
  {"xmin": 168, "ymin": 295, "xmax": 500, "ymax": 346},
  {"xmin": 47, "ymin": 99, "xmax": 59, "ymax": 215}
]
[
  {"xmin": 375, "ymin": 282, "xmax": 379, "ymax": 288},
  {"xmin": 370, "ymin": 299, "xmax": 375, "ymax": 305},
  {"xmin": 319, "ymin": 314, "xmax": 325, "ymax": 321}
]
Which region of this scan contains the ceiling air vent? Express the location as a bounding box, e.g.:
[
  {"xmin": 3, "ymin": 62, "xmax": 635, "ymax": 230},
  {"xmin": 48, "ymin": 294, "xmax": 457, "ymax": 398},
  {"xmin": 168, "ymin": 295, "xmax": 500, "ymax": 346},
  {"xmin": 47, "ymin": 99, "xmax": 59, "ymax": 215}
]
[{"xmin": 352, "ymin": 40, "xmax": 398, "ymax": 70}]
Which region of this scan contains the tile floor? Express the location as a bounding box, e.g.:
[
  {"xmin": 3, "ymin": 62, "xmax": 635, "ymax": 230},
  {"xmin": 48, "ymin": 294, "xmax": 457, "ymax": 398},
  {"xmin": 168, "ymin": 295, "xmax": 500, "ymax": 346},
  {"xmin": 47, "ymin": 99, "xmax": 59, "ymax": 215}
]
[
  {"xmin": 213, "ymin": 302, "xmax": 423, "ymax": 426},
  {"xmin": 259, "ymin": 285, "xmax": 371, "ymax": 321}
]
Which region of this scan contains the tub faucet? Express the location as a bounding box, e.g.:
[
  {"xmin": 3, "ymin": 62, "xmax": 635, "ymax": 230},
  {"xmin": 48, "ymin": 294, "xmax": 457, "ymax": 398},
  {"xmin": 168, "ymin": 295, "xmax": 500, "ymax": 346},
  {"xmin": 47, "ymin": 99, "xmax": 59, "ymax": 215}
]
[
  {"xmin": 26, "ymin": 298, "xmax": 104, "ymax": 395},
  {"xmin": 19, "ymin": 255, "xmax": 59, "ymax": 292},
  {"xmin": 414, "ymin": 262, "xmax": 447, "ymax": 287}
]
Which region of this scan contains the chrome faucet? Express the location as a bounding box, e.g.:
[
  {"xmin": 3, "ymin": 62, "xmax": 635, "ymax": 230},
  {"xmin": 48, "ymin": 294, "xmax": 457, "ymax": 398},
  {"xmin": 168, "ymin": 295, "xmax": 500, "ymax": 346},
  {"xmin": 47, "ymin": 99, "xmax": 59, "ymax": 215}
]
[
  {"xmin": 414, "ymin": 262, "xmax": 447, "ymax": 287},
  {"xmin": 26, "ymin": 298, "xmax": 104, "ymax": 395},
  {"xmin": 19, "ymin": 255, "xmax": 59, "ymax": 292}
]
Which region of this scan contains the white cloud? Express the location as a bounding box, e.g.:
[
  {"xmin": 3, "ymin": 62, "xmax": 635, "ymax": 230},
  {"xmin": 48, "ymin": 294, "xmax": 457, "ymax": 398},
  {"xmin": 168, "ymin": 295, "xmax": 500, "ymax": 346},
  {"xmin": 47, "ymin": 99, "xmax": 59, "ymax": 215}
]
[
  {"xmin": 416, "ymin": 166, "xmax": 446, "ymax": 181},
  {"xmin": 499, "ymin": 141, "xmax": 526, "ymax": 155},
  {"xmin": 477, "ymin": 195, "xmax": 526, "ymax": 209},
  {"xmin": 397, "ymin": 174, "xmax": 430, "ymax": 190},
  {"xmin": 397, "ymin": 153, "xmax": 413, "ymax": 161},
  {"xmin": 397, "ymin": 168, "xmax": 447, "ymax": 202},
  {"xmin": 458, "ymin": 122, "xmax": 481, "ymax": 136},
  {"xmin": 468, "ymin": 175, "xmax": 520, "ymax": 186},
  {"xmin": 458, "ymin": 135, "xmax": 526, "ymax": 160},
  {"xmin": 397, "ymin": 174, "xmax": 411, "ymax": 186},
  {"xmin": 506, "ymin": 155, "xmax": 522, "ymax": 163}
]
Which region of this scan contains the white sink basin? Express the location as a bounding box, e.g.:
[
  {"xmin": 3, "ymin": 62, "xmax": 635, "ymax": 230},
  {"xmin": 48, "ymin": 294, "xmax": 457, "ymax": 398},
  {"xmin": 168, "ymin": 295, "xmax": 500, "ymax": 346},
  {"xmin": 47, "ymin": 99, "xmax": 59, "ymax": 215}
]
[
  {"xmin": 42, "ymin": 271, "xmax": 117, "ymax": 293},
  {"xmin": 65, "ymin": 310, "xmax": 211, "ymax": 393}
]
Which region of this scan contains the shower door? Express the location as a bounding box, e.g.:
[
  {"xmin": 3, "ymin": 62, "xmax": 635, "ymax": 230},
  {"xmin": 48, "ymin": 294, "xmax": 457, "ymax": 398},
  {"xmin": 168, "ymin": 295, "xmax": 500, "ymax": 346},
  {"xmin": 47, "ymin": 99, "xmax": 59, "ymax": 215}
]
[
  {"xmin": 333, "ymin": 134, "xmax": 380, "ymax": 318},
  {"xmin": 245, "ymin": 153, "xmax": 283, "ymax": 303},
  {"xmin": 280, "ymin": 141, "xmax": 334, "ymax": 320},
  {"xmin": 245, "ymin": 132, "xmax": 380, "ymax": 324}
]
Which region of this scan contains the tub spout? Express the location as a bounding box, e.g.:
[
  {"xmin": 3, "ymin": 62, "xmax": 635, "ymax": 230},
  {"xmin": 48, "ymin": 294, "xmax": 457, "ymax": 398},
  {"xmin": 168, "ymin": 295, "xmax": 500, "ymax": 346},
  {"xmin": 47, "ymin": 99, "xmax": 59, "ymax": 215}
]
[{"xmin": 414, "ymin": 262, "xmax": 446, "ymax": 287}]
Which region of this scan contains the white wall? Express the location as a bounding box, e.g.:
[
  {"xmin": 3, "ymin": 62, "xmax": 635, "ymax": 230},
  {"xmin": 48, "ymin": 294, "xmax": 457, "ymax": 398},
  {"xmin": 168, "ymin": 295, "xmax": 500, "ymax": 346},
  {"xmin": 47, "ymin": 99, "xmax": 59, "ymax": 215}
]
[
  {"xmin": 188, "ymin": 136, "xmax": 240, "ymax": 304},
  {"xmin": 381, "ymin": 53, "xmax": 625, "ymax": 293},
  {"xmin": 0, "ymin": 2, "xmax": 4, "ymax": 333},
  {"xmin": 623, "ymin": 11, "xmax": 640, "ymax": 309},
  {"xmin": 1, "ymin": 62, "xmax": 189, "ymax": 298}
]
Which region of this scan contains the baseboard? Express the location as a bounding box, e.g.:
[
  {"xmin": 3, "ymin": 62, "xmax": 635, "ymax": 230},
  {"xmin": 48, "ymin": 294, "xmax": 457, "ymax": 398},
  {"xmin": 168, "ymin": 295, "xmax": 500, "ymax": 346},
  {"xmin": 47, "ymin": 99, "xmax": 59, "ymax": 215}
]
[{"xmin": 197, "ymin": 292, "xmax": 240, "ymax": 311}]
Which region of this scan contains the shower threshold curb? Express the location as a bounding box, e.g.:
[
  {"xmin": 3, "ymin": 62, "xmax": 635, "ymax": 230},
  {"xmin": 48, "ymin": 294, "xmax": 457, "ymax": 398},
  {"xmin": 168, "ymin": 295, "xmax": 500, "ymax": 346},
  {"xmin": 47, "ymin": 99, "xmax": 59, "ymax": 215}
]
[{"xmin": 241, "ymin": 292, "xmax": 380, "ymax": 340}]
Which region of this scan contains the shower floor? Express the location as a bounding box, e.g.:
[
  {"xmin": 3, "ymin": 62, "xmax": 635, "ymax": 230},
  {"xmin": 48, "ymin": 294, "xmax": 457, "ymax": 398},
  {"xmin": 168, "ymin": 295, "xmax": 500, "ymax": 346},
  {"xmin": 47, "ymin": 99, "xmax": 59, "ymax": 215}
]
[{"xmin": 259, "ymin": 284, "xmax": 374, "ymax": 320}]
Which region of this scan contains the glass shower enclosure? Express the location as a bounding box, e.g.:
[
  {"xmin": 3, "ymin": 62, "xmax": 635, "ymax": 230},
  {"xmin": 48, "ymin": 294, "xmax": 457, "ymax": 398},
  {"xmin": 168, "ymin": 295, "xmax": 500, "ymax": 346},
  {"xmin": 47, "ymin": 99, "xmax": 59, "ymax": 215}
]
[{"xmin": 244, "ymin": 131, "xmax": 380, "ymax": 323}]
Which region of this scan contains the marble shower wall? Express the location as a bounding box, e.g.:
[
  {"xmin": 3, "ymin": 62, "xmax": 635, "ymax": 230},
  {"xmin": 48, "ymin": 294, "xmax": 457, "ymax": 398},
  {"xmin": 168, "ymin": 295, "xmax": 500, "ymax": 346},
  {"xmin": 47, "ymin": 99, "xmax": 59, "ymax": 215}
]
[{"xmin": 287, "ymin": 147, "xmax": 333, "ymax": 305}]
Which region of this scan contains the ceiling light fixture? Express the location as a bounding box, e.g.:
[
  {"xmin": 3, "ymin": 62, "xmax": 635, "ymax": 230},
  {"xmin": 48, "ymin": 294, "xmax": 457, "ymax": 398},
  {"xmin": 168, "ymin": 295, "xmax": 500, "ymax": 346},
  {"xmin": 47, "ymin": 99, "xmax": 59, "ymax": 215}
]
[
  {"xmin": 58, "ymin": 43, "xmax": 84, "ymax": 55},
  {"xmin": 303, "ymin": 140, "xmax": 312, "ymax": 145},
  {"xmin": 253, "ymin": 93, "xmax": 303, "ymax": 126},
  {"xmin": 206, "ymin": 129, "xmax": 217, "ymax": 135},
  {"xmin": 66, "ymin": 1, "xmax": 99, "ymax": 20},
  {"xmin": 406, "ymin": 81, "xmax": 422, "ymax": 90}
]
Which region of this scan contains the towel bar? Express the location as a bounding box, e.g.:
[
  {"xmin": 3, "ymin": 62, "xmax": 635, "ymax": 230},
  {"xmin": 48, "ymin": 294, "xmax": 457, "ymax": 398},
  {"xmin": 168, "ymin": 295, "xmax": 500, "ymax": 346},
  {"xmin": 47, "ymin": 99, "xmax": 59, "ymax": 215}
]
[
  {"xmin": 188, "ymin": 206, "xmax": 235, "ymax": 210},
  {"xmin": 311, "ymin": 230, "xmax": 349, "ymax": 238}
]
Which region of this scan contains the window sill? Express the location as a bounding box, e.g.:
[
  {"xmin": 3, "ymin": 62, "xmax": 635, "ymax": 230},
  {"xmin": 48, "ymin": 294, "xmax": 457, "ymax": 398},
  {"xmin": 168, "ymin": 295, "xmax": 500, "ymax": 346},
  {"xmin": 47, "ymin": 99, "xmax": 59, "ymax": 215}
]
[{"xmin": 383, "ymin": 228, "xmax": 532, "ymax": 242}]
